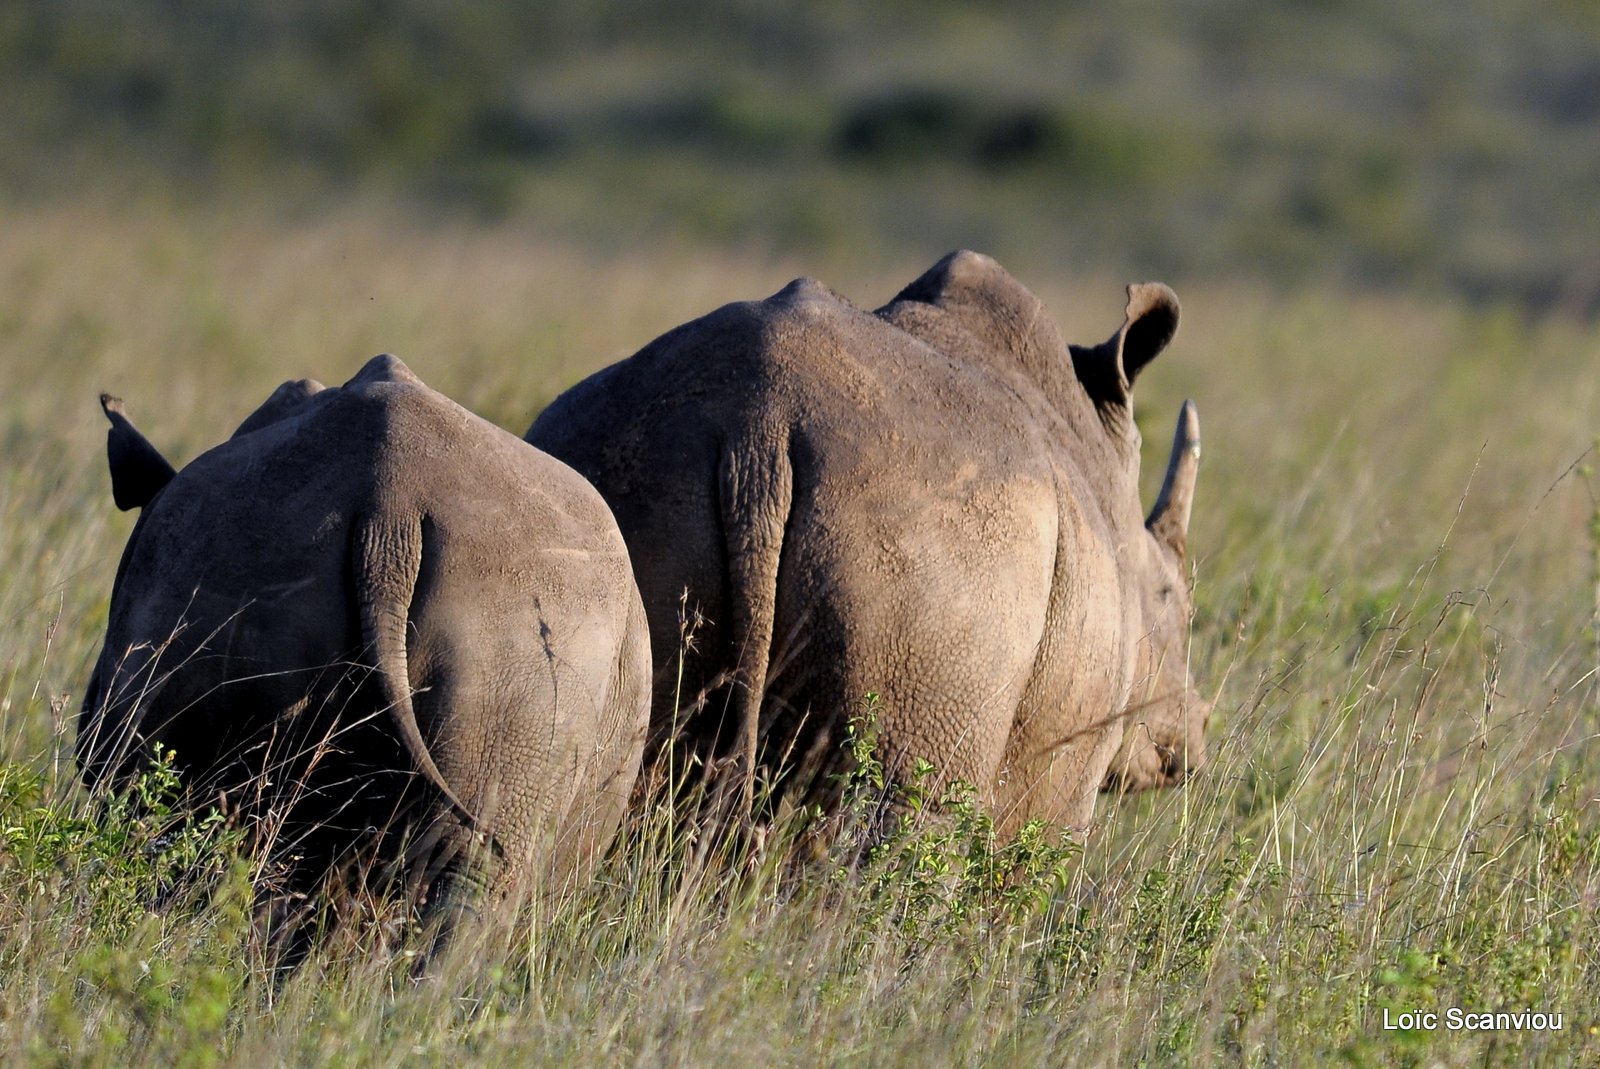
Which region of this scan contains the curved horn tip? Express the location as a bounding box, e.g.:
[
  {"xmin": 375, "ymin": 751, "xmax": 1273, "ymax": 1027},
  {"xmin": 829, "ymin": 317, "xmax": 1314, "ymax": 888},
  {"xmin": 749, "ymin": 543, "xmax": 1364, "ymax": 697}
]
[
  {"xmin": 99, "ymin": 393, "xmax": 125, "ymax": 419},
  {"xmin": 1178, "ymin": 399, "xmax": 1200, "ymax": 455},
  {"xmin": 1148, "ymin": 399, "xmax": 1201, "ymax": 544}
]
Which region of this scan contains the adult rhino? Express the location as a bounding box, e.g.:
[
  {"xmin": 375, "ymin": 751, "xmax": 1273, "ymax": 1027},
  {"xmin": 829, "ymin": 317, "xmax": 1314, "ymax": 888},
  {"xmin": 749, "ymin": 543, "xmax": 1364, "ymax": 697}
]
[
  {"xmin": 527, "ymin": 251, "xmax": 1207, "ymax": 836},
  {"xmin": 81, "ymin": 354, "xmax": 650, "ymax": 945}
]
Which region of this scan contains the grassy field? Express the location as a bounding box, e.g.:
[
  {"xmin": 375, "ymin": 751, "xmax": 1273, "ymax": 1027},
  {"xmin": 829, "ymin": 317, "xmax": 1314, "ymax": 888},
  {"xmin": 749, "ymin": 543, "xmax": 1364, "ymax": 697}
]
[{"xmin": 1, "ymin": 197, "xmax": 1598, "ymax": 1066}]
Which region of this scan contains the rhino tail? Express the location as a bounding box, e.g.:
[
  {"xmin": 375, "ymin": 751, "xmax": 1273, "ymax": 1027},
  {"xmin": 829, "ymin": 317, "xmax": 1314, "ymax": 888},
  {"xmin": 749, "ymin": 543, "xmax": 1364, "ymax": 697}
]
[
  {"xmin": 350, "ymin": 508, "xmax": 481, "ymax": 838},
  {"xmin": 716, "ymin": 432, "xmax": 794, "ymax": 815}
]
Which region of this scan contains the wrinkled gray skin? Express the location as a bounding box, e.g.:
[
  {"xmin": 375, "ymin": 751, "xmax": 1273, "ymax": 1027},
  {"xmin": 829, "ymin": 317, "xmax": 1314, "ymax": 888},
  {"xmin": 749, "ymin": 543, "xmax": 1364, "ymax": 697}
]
[
  {"xmin": 82, "ymin": 355, "xmax": 649, "ymax": 944},
  {"xmin": 1102, "ymin": 401, "xmax": 1210, "ymax": 794},
  {"xmin": 528, "ymin": 251, "xmax": 1207, "ymax": 836}
]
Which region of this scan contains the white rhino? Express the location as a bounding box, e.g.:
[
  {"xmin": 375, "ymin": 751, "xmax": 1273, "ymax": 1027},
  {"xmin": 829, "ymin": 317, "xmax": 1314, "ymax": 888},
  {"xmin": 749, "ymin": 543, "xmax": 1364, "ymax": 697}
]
[
  {"xmin": 528, "ymin": 251, "xmax": 1208, "ymax": 835},
  {"xmin": 81, "ymin": 355, "xmax": 650, "ymax": 943}
]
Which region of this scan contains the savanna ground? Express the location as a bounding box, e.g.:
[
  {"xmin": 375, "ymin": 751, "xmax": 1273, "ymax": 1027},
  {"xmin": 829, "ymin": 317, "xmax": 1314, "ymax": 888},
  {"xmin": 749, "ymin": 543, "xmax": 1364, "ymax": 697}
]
[{"xmin": 1, "ymin": 195, "xmax": 1596, "ymax": 1067}]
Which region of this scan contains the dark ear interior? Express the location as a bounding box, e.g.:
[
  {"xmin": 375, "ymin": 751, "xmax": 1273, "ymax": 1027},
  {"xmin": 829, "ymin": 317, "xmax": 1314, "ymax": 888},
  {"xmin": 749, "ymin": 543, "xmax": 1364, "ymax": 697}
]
[
  {"xmin": 1120, "ymin": 281, "xmax": 1184, "ymax": 385},
  {"xmin": 101, "ymin": 393, "xmax": 176, "ymax": 511},
  {"xmin": 1069, "ymin": 282, "xmax": 1181, "ymax": 409},
  {"xmin": 1120, "ymin": 285, "xmax": 1180, "ymax": 387},
  {"xmin": 1068, "ymin": 341, "xmax": 1129, "ymax": 409}
]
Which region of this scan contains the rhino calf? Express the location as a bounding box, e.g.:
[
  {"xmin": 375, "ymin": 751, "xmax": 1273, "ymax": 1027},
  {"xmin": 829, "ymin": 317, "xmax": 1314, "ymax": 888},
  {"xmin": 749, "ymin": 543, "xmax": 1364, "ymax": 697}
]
[
  {"xmin": 528, "ymin": 251, "xmax": 1208, "ymax": 835},
  {"xmin": 81, "ymin": 355, "xmax": 650, "ymax": 947}
]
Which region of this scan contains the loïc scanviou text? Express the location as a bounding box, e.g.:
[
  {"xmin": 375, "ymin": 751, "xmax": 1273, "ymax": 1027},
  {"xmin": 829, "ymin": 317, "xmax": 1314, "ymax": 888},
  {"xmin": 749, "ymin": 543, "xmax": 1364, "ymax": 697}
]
[{"xmin": 1382, "ymin": 1008, "xmax": 1563, "ymax": 1032}]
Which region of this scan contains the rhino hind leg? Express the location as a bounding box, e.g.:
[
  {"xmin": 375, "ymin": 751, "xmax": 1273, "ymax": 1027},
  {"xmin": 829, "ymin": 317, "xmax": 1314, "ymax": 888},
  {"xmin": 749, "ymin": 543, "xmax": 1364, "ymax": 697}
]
[{"xmin": 403, "ymin": 817, "xmax": 503, "ymax": 975}]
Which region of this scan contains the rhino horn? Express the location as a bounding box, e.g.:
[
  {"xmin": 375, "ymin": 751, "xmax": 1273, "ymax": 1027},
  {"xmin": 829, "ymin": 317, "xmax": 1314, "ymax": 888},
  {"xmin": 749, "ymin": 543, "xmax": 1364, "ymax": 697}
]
[
  {"xmin": 100, "ymin": 393, "xmax": 176, "ymax": 511},
  {"xmin": 1147, "ymin": 399, "xmax": 1200, "ymax": 554},
  {"xmin": 1071, "ymin": 282, "xmax": 1180, "ymax": 406}
]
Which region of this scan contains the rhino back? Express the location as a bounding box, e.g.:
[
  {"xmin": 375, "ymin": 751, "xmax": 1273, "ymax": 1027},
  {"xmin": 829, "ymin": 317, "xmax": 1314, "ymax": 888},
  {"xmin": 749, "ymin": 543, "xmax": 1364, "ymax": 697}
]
[
  {"xmin": 533, "ymin": 274, "xmax": 1071, "ymax": 508},
  {"xmin": 526, "ymin": 276, "xmax": 1059, "ymax": 672}
]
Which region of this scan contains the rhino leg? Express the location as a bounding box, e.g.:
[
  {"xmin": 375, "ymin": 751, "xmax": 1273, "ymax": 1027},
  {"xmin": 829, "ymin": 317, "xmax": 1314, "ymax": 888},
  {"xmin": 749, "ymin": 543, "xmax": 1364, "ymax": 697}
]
[{"xmin": 423, "ymin": 840, "xmax": 501, "ymax": 961}]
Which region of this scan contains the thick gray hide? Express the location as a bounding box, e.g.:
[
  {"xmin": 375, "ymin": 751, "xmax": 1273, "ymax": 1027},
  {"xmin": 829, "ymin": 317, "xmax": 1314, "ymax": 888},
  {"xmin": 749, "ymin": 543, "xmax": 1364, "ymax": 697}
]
[
  {"xmin": 527, "ymin": 251, "xmax": 1206, "ymax": 836},
  {"xmin": 82, "ymin": 355, "xmax": 650, "ymax": 925}
]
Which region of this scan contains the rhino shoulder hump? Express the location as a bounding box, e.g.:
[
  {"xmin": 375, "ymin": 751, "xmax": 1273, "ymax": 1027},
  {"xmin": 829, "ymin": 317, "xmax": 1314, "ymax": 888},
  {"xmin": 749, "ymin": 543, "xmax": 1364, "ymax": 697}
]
[
  {"xmin": 769, "ymin": 276, "xmax": 847, "ymax": 312},
  {"xmin": 348, "ymin": 353, "xmax": 424, "ymax": 386},
  {"xmin": 890, "ymin": 249, "xmax": 1036, "ymax": 316}
]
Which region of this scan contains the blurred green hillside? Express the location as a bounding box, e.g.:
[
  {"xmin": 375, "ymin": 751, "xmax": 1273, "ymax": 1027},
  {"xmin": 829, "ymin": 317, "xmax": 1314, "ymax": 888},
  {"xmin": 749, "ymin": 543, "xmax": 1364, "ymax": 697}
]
[{"xmin": 5, "ymin": 0, "xmax": 1600, "ymax": 309}]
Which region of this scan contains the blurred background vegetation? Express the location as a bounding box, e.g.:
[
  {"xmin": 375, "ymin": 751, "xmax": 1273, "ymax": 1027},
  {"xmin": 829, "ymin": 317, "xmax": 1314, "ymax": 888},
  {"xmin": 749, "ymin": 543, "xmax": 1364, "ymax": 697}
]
[{"xmin": 4, "ymin": 0, "xmax": 1600, "ymax": 312}]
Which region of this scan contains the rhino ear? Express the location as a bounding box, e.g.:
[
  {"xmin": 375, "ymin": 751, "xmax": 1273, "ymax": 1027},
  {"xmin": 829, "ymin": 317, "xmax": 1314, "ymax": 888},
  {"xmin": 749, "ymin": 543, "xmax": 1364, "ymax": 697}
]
[
  {"xmin": 100, "ymin": 394, "xmax": 176, "ymax": 511},
  {"xmin": 1147, "ymin": 400, "xmax": 1200, "ymax": 554},
  {"xmin": 233, "ymin": 378, "xmax": 325, "ymax": 438},
  {"xmin": 1070, "ymin": 283, "xmax": 1180, "ymax": 408}
]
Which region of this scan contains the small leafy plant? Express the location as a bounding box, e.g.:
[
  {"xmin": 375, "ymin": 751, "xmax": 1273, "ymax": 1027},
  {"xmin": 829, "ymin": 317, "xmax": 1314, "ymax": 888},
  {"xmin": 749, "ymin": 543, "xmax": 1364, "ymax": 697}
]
[{"xmin": 830, "ymin": 699, "xmax": 1080, "ymax": 958}]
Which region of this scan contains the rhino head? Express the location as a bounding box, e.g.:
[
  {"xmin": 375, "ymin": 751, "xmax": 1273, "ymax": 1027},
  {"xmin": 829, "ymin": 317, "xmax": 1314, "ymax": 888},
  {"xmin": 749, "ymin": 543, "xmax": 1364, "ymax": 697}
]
[
  {"xmin": 1105, "ymin": 398, "xmax": 1209, "ymax": 792},
  {"xmin": 86, "ymin": 375, "xmax": 332, "ymax": 784},
  {"xmin": 892, "ymin": 261, "xmax": 1210, "ymax": 799}
]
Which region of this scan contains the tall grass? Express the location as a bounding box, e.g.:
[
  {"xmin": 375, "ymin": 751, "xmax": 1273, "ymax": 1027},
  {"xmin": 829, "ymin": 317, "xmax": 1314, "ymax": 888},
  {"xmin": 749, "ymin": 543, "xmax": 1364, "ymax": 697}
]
[{"xmin": 1, "ymin": 198, "xmax": 1596, "ymax": 1065}]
